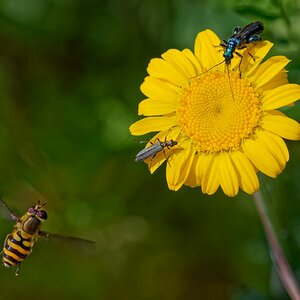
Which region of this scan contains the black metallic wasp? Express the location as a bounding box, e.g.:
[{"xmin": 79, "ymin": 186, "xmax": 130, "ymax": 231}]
[{"xmin": 221, "ymin": 21, "xmax": 264, "ymax": 67}]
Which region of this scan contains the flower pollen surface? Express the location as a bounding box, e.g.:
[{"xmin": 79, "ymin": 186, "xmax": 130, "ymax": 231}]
[{"xmin": 178, "ymin": 72, "xmax": 261, "ymax": 152}]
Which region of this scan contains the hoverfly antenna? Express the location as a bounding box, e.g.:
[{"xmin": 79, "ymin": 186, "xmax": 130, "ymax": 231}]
[{"xmin": 36, "ymin": 200, "xmax": 46, "ymax": 207}]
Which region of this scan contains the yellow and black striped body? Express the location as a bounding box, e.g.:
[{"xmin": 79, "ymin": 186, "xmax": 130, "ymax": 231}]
[
  {"xmin": 2, "ymin": 228, "xmax": 33, "ymax": 268},
  {"xmin": 1, "ymin": 203, "xmax": 46, "ymax": 275},
  {"xmin": 0, "ymin": 199, "xmax": 94, "ymax": 276}
]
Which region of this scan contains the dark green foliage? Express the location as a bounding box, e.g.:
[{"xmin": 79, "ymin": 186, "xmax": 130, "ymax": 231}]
[{"xmin": 0, "ymin": 0, "xmax": 299, "ymax": 299}]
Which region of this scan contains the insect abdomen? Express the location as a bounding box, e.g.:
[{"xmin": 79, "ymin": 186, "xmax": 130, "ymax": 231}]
[
  {"xmin": 2, "ymin": 230, "xmax": 32, "ymax": 267},
  {"xmin": 135, "ymin": 142, "xmax": 163, "ymax": 162}
]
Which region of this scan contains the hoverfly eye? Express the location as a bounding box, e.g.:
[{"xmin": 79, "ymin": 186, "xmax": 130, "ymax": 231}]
[
  {"xmin": 37, "ymin": 210, "xmax": 47, "ymax": 220},
  {"xmin": 28, "ymin": 207, "xmax": 36, "ymax": 214}
]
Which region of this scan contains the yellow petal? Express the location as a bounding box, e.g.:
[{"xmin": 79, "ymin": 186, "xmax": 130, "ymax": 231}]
[
  {"xmin": 250, "ymin": 56, "xmax": 290, "ymax": 88},
  {"xmin": 184, "ymin": 155, "xmax": 199, "ymax": 188},
  {"xmin": 161, "ymin": 49, "xmax": 199, "ymax": 79},
  {"xmin": 201, "ymin": 153, "xmax": 220, "ymax": 195},
  {"xmin": 129, "ymin": 116, "xmax": 177, "ymax": 136},
  {"xmin": 166, "ymin": 141, "xmax": 195, "ymax": 191},
  {"xmin": 182, "ymin": 48, "xmax": 202, "ymax": 77},
  {"xmin": 242, "ymin": 138, "xmax": 282, "ymax": 178},
  {"xmin": 140, "ymin": 76, "xmax": 179, "ymax": 100},
  {"xmin": 262, "ymin": 111, "xmax": 300, "ymax": 140},
  {"xmin": 219, "ymin": 152, "xmax": 239, "ymax": 197},
  {"xmin": 260, "ymin": 70, "xmax": 288, "ymax": 91},
  {"xmin": 241, "ymin": 41, "xmax": 273, "ymax": 76},
  {"xmin": 261, "ymin": 84, "xmax": 300, "ymax": 110},
  {"xmin": 147, "ymin": 127, "xmax": 184, "ymax": 173},
  {"xmin": 138, "ymin": 98, "xmax": 178, "ymax": 116},
  {"xmin": 256, "ymin": 129, "xmax": 289, "ymax": 168},
  {"xmin": 147, "ymin": 57, "xmax": 188, "ymax": 88},
  {"xmin": 194, "ymin": 29, "xmax": 224, "ymax": 71},
  {"xmin": 230, "ymin": 151, "xmax": 259, "ymax": 194},
  {"xmin": 194, "ymin": 153, "xmax": 210, "ymax": 186}
]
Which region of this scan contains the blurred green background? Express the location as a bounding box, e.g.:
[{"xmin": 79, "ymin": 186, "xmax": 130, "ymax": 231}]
[{"xmin": 0, "ymin": 0, "xmax": 299, "ymax": 299}]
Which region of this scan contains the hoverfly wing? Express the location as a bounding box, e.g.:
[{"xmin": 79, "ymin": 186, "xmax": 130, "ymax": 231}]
[
  {"xmin": 39, "ymin": 230, "xmax": 95, "ymax": 244},
  {"xmin": 0, "ymin": 198, "xmax": 20, "ymax": 222},
  {"xmin": 39, "ymin": 230, "xmax": 96, "ymax": 255}
]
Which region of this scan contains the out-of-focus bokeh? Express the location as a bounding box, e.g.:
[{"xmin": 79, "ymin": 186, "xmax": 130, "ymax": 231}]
[{"xmin": 0, "ymin": 0, "xmax": 299, "ymax": 299}]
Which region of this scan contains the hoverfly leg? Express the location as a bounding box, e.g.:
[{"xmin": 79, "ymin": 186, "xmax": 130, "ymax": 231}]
[{"xmin": 15, "ymin": 262, "xmax": 21, "ymax": 276}]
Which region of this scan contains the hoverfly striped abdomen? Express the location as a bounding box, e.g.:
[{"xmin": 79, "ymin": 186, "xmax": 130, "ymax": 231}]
[
  {"xmin": 0, "ymin": 198, "xmax": 95, "ymax": 276},
  {"xmin": 2, "ymin": 230, "xmax": 32, "ymax": 269},
  {"xmin": 1, "ymin": 202, "xmax": 47, "ymax": 275}
]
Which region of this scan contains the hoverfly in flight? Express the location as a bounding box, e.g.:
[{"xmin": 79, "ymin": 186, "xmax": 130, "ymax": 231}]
[{"xmin": 0, "ymin": 199, "xmax": 95, "ymax": 276}]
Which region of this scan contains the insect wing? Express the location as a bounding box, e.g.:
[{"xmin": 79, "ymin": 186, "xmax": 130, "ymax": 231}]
[
  {"xmin": 39, "ymin": 230, "xmax": 95, "ymax": 247},
  {"xmin": 0, "ymin": 198, "xmax": 20, "ymax": 222},
  {"xmin": 235, "ymin": 21, "xmax": 264, "ymax": 44},
  {"xmin": 135, "ymin": 142, "xmax": 163, "ymax": 162}
]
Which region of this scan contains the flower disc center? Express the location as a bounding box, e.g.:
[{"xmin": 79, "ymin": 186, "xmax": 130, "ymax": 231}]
[{"xmin": 178, "ymin": 72, "xmax": 261, "ymax": 152}]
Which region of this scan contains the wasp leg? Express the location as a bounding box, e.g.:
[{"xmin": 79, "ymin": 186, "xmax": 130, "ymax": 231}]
[
  {"xmin": 238, "ymin": 45, "xmax": 256, "ymax": 63},
  {"xmin": 247, "ymin": 51, "xmax": 255, "ymax": 62},
  {"xmin": 232, "ymin": 26, "xmax": 242, "ymax": 34},
  {"xmin": 248, "ymin": 35, "xmax": 262, "ymax": 43},
  {"xmin": 15, "ymin": 262, "xmax": 21, "ymax": 276},
  {"xmin": 213, "ymin": 40, "xmax": 226, "ymax": 49},
  {"xmin": 220, "ymin": 39, "xmax": 228, "ymax": 46},
  {"xmin": 234, "ymin": 51, "xmax": 243, "ymax": 77}
]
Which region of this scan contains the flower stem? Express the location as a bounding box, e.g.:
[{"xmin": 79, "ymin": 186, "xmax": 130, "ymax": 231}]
[{"xmin": 253, "ymin": 190, "xmax": 300, "ymax": 300}]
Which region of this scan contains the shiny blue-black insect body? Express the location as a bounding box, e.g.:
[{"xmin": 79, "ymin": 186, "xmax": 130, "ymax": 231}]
[
  {"xmin": 221, "ymin": 21, "xmax": 264, "ymax": 65},
  {"xmin": 135, "ymin": 139, "xmax": 178, "ymax": 162}
]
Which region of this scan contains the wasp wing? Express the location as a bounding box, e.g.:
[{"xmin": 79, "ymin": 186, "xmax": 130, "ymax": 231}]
[
  {"xmin": 233, "ymin": 21, "xmax": 264, "ymax": 44},
  {"xmin": 0, "ymin": 198, "xmax": 20, "ymax": 222}
]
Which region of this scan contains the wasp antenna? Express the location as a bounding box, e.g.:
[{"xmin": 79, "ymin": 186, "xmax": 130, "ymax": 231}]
[
  {"xmin": 191, "ymin": 59, "xmax": 226, "ymax": 80},
  {"xmin": 226, "ymin": 65, "xmax": 235, "ymax": 102}
]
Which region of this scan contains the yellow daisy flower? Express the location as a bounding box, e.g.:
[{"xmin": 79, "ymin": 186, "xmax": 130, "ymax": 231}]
[{"xmin": 130, "ymin": 29, "xmax": 300, "ymax": 197}]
